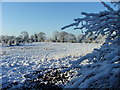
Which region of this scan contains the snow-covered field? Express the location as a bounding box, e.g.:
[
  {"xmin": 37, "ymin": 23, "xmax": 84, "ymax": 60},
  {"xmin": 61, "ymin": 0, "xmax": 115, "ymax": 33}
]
[{"xmin": 0, "ymin": 42, "xmax": 101, "ymax": 86}]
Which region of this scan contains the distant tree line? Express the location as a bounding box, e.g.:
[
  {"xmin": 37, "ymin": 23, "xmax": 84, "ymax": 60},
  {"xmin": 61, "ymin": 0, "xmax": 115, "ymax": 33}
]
[{"xmin": 0, "ymin": 31, "xmax": 105, "ymax": 46}]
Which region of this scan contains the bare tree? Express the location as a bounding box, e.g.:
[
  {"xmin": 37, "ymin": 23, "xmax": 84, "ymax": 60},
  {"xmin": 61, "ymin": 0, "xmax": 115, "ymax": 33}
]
[
  {"xmin": 36, "ymin": 32, "xmax": 46, "ymax": 42},
  {"xmin": 66, "ymin": 33, "xmax": 77, "ymax": 43},
  {"xmin": 16, "ymin": 35, "xmax": 23, "ymax": 44},
  {"xmin": 20, "ymin": 31, "xmax": 29, "ymax": 43},
  {"xmin": 52, "ymin": 31, "xmax": 60, "ymax": 42},
  {"xmin": 58, "ymin": 31, "xmax": 69, "ymax": 43}
]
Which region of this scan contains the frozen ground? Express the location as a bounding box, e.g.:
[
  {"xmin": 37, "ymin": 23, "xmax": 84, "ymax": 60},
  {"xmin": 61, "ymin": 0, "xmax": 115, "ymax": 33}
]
[{"xmin": 0, "ymin": 42, "xmax": 101, "ymax": 86}]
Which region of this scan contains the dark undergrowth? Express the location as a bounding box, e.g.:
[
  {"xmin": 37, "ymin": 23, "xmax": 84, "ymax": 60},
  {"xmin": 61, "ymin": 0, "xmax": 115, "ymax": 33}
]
[{"xmin": 2, "ymin": 68, "xmax": 70, "ymax": 90}]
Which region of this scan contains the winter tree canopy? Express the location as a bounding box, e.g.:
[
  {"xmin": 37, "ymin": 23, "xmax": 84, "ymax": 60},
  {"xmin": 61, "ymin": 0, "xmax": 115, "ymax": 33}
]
[{"xmin": 61, "ymin": 0, "xmax": 120, "ymax": 88}]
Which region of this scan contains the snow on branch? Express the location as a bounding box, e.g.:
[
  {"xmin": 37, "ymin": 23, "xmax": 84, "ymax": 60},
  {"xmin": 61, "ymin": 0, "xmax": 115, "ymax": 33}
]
[
  {"xmin": 61, "ymin": 5, "xmax": 120, "ymax": 42},
  {"xmin": 61, "ymin": 1, "xmax": 120, "ymax": 88}
]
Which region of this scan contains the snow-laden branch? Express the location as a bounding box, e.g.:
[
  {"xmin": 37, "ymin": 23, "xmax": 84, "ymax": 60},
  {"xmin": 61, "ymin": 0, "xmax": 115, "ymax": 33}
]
[{"xmin": 61, "ymin": 1, "xmax": 120, "ymax": 88}]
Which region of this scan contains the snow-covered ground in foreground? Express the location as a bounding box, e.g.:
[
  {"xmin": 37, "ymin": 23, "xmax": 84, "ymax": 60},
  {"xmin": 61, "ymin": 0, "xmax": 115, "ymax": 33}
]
[{"xmin": 0, "ymin": 42, "xmax": 101, "ymax": 84}]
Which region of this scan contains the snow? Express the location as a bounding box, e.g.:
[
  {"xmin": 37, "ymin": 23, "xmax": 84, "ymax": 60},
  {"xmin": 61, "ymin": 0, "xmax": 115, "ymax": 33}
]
[
  {"xmin": 61, "ymin": 1, "xmax": 120, "ymax": 88},
  {"xmin": 0, "ymin": 42, "xmax": 100, "ymax": 85}
]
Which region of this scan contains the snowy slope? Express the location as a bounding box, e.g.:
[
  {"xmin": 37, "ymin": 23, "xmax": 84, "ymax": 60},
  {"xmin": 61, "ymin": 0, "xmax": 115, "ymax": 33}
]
[{"xmin": 0, "ymin": 42, "xmax": 100, "ymax": 85}]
